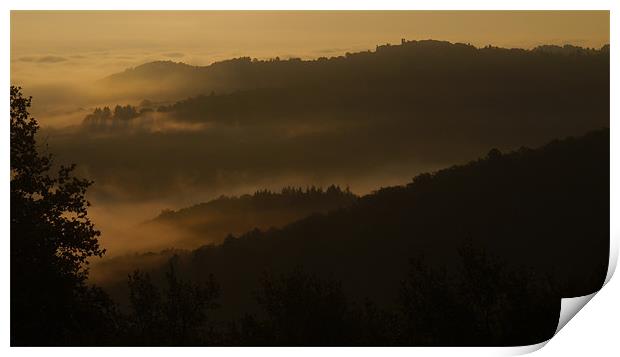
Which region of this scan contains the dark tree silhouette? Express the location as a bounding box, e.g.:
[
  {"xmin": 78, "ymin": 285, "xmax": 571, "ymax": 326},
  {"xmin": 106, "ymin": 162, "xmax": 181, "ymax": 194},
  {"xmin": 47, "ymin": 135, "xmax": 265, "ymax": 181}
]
[
  {"xmin": 127, "ymin": 270, "xmax": 163, "ymax": 344},
  {"xmin": 256, "ymin": 268, "xmax": 351, "ymax": 346},
  {"xmin": 455, "ymin": 243, "xmax": 559, "ymax": 345},
  {"xmin": 10, "ymin": 86, "xmax": 109, "ymax": 346},
  {"xmin": 397, "ymin": 246, "xmax": 560, "ymax": 346},
  {"xmin": 126, "ymin": 257, "xmax": 220, "ymax": 346},
  {"xmin": 163, "ymin": 258, "xmax": 220, "ymax": 345},
  {"xmin": 398, "ymin": 256, "xmax": 467, "ymax": 345}
]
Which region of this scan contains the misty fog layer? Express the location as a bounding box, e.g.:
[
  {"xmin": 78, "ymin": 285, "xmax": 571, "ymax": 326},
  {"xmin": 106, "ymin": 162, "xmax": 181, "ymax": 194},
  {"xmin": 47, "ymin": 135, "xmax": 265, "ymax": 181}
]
[{"xmin": 29, "ymin": 40, "xmax": 608, "ymax": 259}]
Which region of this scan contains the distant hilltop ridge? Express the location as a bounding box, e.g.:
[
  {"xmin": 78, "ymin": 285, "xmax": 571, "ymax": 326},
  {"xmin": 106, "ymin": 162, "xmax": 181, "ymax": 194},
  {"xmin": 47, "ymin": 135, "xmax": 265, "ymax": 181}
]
[
  {"xmin": 105, "ymin": 39, "xmax": 610, "ymax": 81},
  {"xmin": 85, "ymin": 37, "xmax": 608, "ymax": 149},
  {"xmin": 532, "ymin": 43, "xmax": 609, "ymax": 54},
  {"xmin": 97, "ymin": 39, "xmax": 609, "ymax": 104}
]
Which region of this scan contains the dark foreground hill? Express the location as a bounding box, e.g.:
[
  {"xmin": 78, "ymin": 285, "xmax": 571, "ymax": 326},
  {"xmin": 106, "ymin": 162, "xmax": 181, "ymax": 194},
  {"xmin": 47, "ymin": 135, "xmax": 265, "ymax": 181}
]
[{"xmin": 105, "ymin": 128, "xmax": 609, "ymax": 346}]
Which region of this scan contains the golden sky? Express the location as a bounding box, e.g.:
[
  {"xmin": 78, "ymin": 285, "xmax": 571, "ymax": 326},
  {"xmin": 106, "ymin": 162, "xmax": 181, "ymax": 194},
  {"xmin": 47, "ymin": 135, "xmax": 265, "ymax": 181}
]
[
  {"xmin": 11, "ymin": 11, "xmax": 610, "ymax": 51},
  {"xmin": 12, "ymin": 11, "xmax": 609, "ymax": 72}
]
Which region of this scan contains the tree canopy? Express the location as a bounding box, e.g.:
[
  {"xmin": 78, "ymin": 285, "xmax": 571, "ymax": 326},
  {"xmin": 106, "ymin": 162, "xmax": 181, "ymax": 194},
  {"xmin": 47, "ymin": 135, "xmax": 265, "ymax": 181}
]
[{"xmin": 11, "ymin": 86, "xmax": 109, "ymax": 346}]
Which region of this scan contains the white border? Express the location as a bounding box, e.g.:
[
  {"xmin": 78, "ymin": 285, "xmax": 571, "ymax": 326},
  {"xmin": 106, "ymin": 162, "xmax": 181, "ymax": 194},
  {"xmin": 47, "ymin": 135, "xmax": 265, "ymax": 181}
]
[{"xmin": 2, "ymin": 1, "xmax": 617, "ymax": 356}]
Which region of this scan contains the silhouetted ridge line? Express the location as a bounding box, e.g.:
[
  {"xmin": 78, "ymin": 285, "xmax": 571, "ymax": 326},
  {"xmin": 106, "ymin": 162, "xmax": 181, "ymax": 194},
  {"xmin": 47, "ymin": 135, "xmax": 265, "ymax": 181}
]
[
  {"xmin": 104, "ymin": 39, "xmax": 609, "ymax": 84},
  {"xmin": 131, "ymin": 185, "xmax": 359, "ymax": 250},
  {"xmin": 96, "ymin": 39, "xmax": 609, "ymax": 107},
  {"xmin": 152, "ymin": 185, "xmax": 356, "ymax": 223}
]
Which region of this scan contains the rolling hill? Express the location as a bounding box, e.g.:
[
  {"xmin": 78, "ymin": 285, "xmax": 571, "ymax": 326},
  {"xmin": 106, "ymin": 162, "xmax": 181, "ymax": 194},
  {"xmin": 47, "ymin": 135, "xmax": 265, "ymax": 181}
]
[{"xmin": 101, "ymin": 128, "xmax": 609, "ymax": 345}]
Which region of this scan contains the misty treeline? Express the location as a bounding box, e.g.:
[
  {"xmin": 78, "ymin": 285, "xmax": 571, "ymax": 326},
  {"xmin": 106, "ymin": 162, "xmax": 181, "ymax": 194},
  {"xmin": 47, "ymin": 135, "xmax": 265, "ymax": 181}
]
[
  {"xmin": 83, "ymin": 104, "xmax": 143, "ymax": 126},
  {"xmin": 11, "ymin": 85, "xmax": 609, "ymax": 345},
  {"xmin": 155, "ymin": 185, "xmax": 356, "ymax": 224},
  {"xmin": 148, "ymin": 185, "xmax": 357, "ymax": 242}
]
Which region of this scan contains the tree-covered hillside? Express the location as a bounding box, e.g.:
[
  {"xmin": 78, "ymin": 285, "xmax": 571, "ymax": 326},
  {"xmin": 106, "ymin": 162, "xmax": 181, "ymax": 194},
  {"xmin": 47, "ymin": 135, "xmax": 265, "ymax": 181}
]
[{"xmin": 107, "ymin": 128, "xmax": 609, "ymax": 346}]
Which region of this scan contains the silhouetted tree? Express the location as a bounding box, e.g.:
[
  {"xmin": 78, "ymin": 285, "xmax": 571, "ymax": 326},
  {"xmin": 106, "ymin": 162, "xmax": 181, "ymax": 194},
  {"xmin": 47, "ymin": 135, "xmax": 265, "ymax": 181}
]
[
  {"xmin": 256, "ymin": 268, "xmax": 351, "ymax": 345},
  {"xmin": 126, "ymin": 257, "xmax": 220, "ymax": 346},
  {"xmin": 398, "ymin": 256, "xmax": 469, "ymax": 345},
  {"xmin": 456, "ymin": 242, "xmax": 559, "ymax": 345},
  {"xmin": 127, "ymin": 270, "xmax": 163, "ymax": 344},
  {"xmin": 164, "ymin": 257, "xmax": 220, "ymax": 345},
  {"xmin": 10, "ymin": 86, "xmax": 110, "ymax": 345}
]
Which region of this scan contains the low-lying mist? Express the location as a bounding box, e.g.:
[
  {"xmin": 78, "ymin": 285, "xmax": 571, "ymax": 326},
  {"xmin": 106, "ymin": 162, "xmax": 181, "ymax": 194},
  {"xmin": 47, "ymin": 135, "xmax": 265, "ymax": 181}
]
[
  {"xmin": 16, "ymin": 40, "xmax": 610, "ymax": 289},
  {"xmin": 87, "ymin": 185, "xmax": 361, "ymax": 286}
]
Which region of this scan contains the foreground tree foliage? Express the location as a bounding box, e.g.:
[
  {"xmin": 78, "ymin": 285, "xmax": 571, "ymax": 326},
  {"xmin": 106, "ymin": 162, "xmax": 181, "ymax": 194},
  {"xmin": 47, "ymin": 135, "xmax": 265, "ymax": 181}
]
[
  {"xmin": 255, "ymin": 269, "xmax": 351, "ymax": 345},
  {"xmin": 126, "ymin": 258, "xmax": 220, "ymax": 346},
  {"xmin": 397, "ymin": 247, "xmax": 558, "ymax": 346},
  {"xmin": 10, "ymin": 86, "xmax": 117, "ymax": 345}
]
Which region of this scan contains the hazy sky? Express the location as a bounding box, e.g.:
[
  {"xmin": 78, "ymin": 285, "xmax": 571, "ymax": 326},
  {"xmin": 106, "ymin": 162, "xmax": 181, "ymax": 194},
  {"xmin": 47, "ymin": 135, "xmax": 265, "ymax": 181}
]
[{"xmin": 11, "ymin": 11, "xmax": 609, "ymax": 84}]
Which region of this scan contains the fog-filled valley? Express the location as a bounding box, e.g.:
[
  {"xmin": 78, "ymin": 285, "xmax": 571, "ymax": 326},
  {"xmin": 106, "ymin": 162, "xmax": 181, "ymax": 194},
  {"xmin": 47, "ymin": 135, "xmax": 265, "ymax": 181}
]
[{"xmin": 26, "ymin": 40, "xmax": 609, "ymax": 263}]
